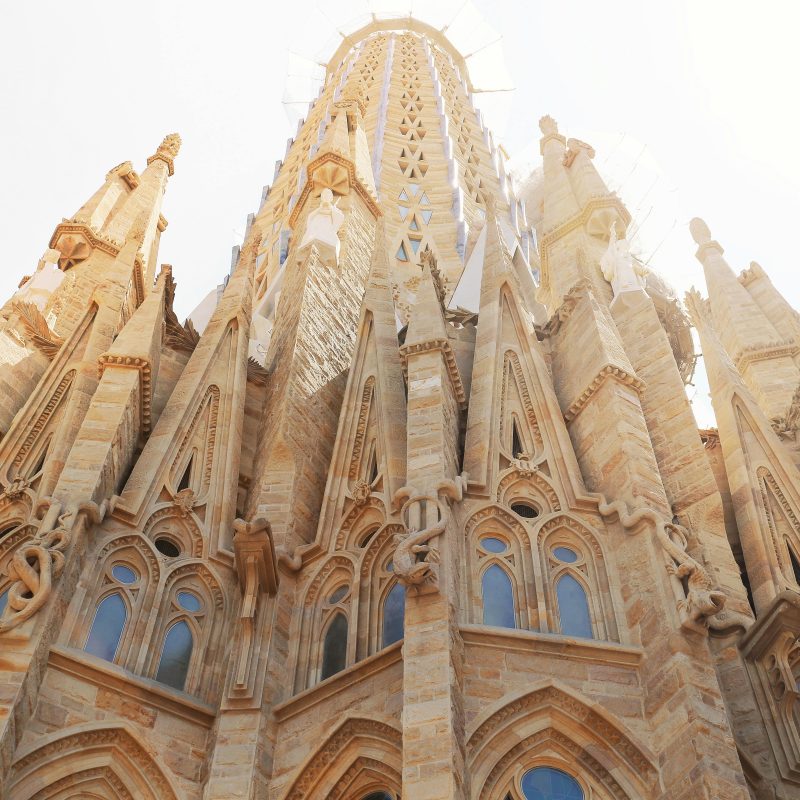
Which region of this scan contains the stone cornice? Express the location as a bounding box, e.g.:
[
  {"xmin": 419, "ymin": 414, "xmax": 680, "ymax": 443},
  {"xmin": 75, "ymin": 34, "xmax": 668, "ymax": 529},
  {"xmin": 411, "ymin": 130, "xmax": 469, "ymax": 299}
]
[
  {"xmin": 539, "ymin": 196, "xmax": 631, "ymax": 283},
  {"xmin": 48, "ymin": 220, "xmax": 121, "ymax": 259},
  {"xmin": 734, "ymin": 338, "xmax": 799, "ymax": 371},
  {"xmin": 563, "ymin": 364, "xmax": 645, "ymax": 423},
  {"xmin": 49, "ymin": 645, "xmax": 216, "ymax": 727},
  {"xmin": 273, "ymin": 641, "xmax": 402, "ymax": 722},
  {"xmin": 739, "ymin": 591, "xmax": 800, "ymax": 659},
  {"xmin": 146, "ymin": 152, "xmax": 175, "ymax": 176},
  {"xmin": 400, "ymin": 337, "xmax": 467, "ymax": 408},
  {"xmin": 288, "ymin": 151, "xmax": 382, "ymax": 229},
  {"xmin": 97, "ymin": 354, "xmax": 153, "ymax": 435},
  {"xmin": 460, "ymin": 624, "xmax": 643, "ymax": 666}
]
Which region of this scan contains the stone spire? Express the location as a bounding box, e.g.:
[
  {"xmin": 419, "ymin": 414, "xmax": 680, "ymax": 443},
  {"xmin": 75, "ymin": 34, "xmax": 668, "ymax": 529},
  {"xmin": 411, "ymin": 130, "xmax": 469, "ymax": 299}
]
[
  {"xmin": 687, "ymin": 287, "xmax": 800, "ymax": 612},
  {"xmin": 536, "ymin": 116, "xmax": 629, "ymax": 311},
  {"xmin": 691, "ymin": 217, "xmax": 800, "ymax": 422}
]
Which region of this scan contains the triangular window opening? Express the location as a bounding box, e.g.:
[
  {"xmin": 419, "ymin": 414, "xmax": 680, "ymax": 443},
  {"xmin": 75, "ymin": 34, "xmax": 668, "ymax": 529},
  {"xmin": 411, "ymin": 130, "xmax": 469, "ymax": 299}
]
[
  {"xmin": 420, "ymin": 192, "xmax": 430, "ymax": 206},
  {"xmin": 396, "ymin": 242, "xmax": 409, "ymax": 262},
  {"xmin": 409, "ymin": 216, "xmax": 420, "ymax": 232},
  {"xmin": 409, "ymin": 183, "xmax": 420, "ymax": 196},
  {"xmin": 421, "ymin": 209, "xmax": 433, "ymax": 224},
  {"xmin": 398, "ymin": 189, "xmax": 408, "ymax": 201},
  {"xmin": 511, "ymin": 419, "xmax": 524, "ymax": 459},
  {"xmin": 398, "ymin": 206, "xmax": 409, "ymax": 221},
  {"xmin": 178, "ymin": 456, "xmax": 194, "ymax": 492},
  {"xmin": 29, "ymin": 446, "xmax": 48, "ymax": 478},
  {"xmin": 409, "ymin": 237, "xmax": 422, "ymax": 255},
  {"xmin": 788, "ymin": 541, "xmax": 800, "ymax": 586},
  {"xmin": 366, "ymin": 441, "xmax": 379, "ymax": 484}
]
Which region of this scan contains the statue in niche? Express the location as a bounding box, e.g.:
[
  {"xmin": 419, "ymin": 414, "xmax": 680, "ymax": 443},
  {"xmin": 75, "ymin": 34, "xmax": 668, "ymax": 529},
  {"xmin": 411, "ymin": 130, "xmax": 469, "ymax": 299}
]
[
  {"xmin": 299, "ymin": 188, "xmax": 344, "ymax": 263},
  {"xmin": 16, "ymin": 249, "xmax": 65, "ymax": 310},
  {"xmin": 600, "ymin": 222, "xmax": 648, "ymax": 298}
]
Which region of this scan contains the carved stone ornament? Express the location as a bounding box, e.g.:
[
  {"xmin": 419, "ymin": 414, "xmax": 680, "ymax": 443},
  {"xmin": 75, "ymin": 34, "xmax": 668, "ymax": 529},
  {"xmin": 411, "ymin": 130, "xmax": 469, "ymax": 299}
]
[
  {"xmin": 147, "ymin": 133, "xmax": 182, "ymax": 175},
  {"xmin": 171, "ymin": 488, "xmax": 197, "ymax": 518},
  {"xmin": 596, "ymin": 499, "xmax": 751, "ymax": 634},
  {"xmin": 509, "ymin": 452, "xmax": 537, "ymax": 476},
  {"xmin": 56, "ymin": 234, "xmax": 92, "ymax": 270},
  {"xmin": 13, "ymin": 299, "xmax": 64, "ymax": 359},
  {"xmin": 0, "ymin": 500, "xmax": 105, "ymax": 633},
  {"xmin": 600, "ymin": 222, "xmax": 648, "ymax": 299},
  {"xmin": 299, "ymin": 188, "xmax": 345, "ymax": 264},
  {"xmin": 0, "ymin": 477, "xmax": 30, "ymax": 501},
  {"xmin": 232, "ymin": 517, "xmax": 279, "ymax": 688},
  {"xmin": 391, "ymin": 474, "xmax": 467, "ymax": 590},
  {"xmin": 351, "ymin": 478, "xmax": 372, "ymax": 507}
]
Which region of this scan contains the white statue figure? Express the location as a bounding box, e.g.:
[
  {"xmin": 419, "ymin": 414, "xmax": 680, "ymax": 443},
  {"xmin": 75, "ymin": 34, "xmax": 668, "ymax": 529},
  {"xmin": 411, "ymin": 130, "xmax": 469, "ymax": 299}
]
[
  {"xmin": 600, "ymin": 222, "xmax": 648, "ymax": 299},
  {"xmin": 299, "ymin": 188, "xmax": 344, "ymax": 263},
  {"xmin": 15, "ymin": 249, "xmax": 65, "ymax": 310}
]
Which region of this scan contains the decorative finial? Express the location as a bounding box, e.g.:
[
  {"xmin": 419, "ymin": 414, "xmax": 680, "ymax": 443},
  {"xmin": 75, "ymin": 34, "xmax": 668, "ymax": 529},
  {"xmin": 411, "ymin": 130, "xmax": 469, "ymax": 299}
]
[
  {"xmin": 689, "ymin": 218, "xmax": 712, "ymax": 246},
  {"xmin": 147, "ymin": 133, "xmax": 182, "ymax": 176},
  {"xmin": 539, "ymin": 115, "xmax": 558, "ymax": 136},
  {"xmin": 158, "ymin": 133, "xmax": 182, "ymax": 158}
]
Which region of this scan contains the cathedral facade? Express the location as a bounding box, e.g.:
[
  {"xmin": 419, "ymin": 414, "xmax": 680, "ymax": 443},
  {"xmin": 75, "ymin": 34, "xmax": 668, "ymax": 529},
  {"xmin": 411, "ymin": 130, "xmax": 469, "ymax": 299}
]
[{"xmin": 1, "ymin": 16, "xmax": 800, "ymax": 800}]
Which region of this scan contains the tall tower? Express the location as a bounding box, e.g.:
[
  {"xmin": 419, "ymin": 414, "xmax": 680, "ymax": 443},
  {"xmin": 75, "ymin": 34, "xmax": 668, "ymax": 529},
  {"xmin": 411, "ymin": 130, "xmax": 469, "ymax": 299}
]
[{"xmin": 1, "ymin": 14, "xmax": 799, "ymax": 800}]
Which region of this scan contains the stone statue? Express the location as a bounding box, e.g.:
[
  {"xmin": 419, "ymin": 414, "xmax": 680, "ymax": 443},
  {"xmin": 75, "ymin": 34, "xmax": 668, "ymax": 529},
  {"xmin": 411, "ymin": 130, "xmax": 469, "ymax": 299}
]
[
  {"xmin": 299, "ymin": 188, "xmax": 344, "ymax": 262},
  {"xmin": 600, "ymin": 222, "xmax": 648, "ymax": 298},
  {"xmin": 15, "ymin": 249, "xmax": 65, "ymax": 310}
]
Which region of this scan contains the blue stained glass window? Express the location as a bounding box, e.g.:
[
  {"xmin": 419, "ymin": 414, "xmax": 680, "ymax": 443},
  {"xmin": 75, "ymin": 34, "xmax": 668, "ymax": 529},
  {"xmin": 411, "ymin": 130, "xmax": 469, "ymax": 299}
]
[
  {"xmin": 556, "ymin": 574, "xmax": 594, "ymax": 639},
  {"xmin": 329, "ymin": 585, "xmax": 348, "ymax": 604},
  {"xmin": 112, "ymin": 565, "xmax": 137, "ymax": 584},
  {"xmin": 0, "ymin": 589, "xmax": 9, "ymax": 617},
  {"xmin": 553, "ymin": 547, "xmax": 578, "ymax": 563},
  {"xmin": 84, "ymin": 593, "xmax": 127, "ymax": 662},
  {"xmin": 521, "ymin": 767, "xmax": 584, "ymax": 799},
  {"xmin": 177, "ymin": 591, "xmax": 202, "ymax": 612},
  {"xmin": 382, "ymin": 583, "xmax": 405, "ymax": 647},
  {"xmin": 481, "ymin": 536, "xmax": 508, "ymax": 554},
  {"xmin": 482, "ymin": 564, "xmax": 516, "ymax": 629},
  {"xmin": 156, "ymin": 620, "xmax": 194, "ymax": 691},
  {"xmin": 321, "ymin": 613, "xmax": 348, "ymax": 681}
]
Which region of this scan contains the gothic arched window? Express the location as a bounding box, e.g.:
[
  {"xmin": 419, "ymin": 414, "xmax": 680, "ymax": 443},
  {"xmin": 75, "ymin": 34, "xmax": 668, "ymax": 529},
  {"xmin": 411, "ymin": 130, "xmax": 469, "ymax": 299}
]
[
  {"xmin": 382, "ymin": 582, "xmax": 405, "ymax": 648},
  {"xmin": 156, "ymin": 620, "xmax": 194, "ymax": 690},
  {"xmin": 362, "ymin": 793, "xmax": 395, "ymax": 800},
  {"xmin": 556, "ymin": 571, "xmax": 593, "ymax": 639},
  {"xmin": 0, "ymin": 587, "xmax": 8, "ymax": 618},
  {"xmin": 321, "ymin": 612, "xmax": 348, "ymax": 681},
  {"xmin": 84, "ymin": 592, "xmax": 128, "ymax": 662},
  {"xmin": 482, "ymin": 563, "xmax": 516, "ymax": 629},
  {"xmin": 539, "ymin": 521, "xmax": 618, "ymax": 641},
  {"xmin": 520, "ymin": 767, "xmax": 584, "ymax": 799}
]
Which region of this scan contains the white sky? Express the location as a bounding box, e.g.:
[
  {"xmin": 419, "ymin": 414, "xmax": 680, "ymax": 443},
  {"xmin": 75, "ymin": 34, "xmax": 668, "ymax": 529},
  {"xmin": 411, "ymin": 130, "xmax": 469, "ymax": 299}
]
[{"xmin": 2, "ymin": 0, "xmax": 798, "ymax": 427}]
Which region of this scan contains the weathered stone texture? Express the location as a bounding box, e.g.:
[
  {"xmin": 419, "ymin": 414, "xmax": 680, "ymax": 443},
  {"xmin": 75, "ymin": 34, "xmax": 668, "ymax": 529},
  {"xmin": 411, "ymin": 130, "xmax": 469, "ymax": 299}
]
[{"xmin": 1, "ymin": 18, "xmax": 798, "ymax": 800}]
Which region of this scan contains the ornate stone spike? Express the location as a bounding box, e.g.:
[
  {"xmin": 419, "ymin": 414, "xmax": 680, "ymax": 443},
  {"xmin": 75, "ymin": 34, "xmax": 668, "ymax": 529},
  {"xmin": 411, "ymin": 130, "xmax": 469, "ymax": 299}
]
[{"xmin": 147, "ymin": 132, "xmax": 182, "ymax": 175}]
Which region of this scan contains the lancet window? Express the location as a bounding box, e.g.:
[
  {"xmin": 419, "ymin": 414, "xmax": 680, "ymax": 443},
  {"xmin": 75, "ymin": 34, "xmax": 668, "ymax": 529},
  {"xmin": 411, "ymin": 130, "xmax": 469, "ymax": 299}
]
[
  {"xmin": 149, "ymin": 575, "xmax": 216, "ymax": 695},
  {"xmin": 78, "ymin": 551, "xmax": 147, "ymax": 667},
  {"xmin": 466, "ymin": 511, "xmax": 535, "ymax": 631},
  {"xmin": 294, "ymin": 556, "xmax": 356, "ymax": 691},
  {"xmin": 381, "ymin": 578, "xmax": 405, "ymax": 648},
  {"xmin": 538, "ymin": 517, "xmax": 618, "ymax": 642},
  {"xmin": 320, "ymin": 584, "xmax": 351, "ymax": 681}
]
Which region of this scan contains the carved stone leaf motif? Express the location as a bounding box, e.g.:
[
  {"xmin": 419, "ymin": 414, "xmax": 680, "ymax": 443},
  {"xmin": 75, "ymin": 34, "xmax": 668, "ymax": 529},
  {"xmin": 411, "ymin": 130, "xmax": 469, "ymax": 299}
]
[
  {"xmin": 56, "ymin": 235, "xmax": 92, "ymax": 270},
  {"xmin": 246, "ymin": 357, "xmax": 269, "ymax": 386},
  {"xmin": 164, "ymin": 313, "xmax": 200, "ymax": 353},
  {"xmin": 12, "ymin": 299, "xmax": 64, "ymax": 359}
]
